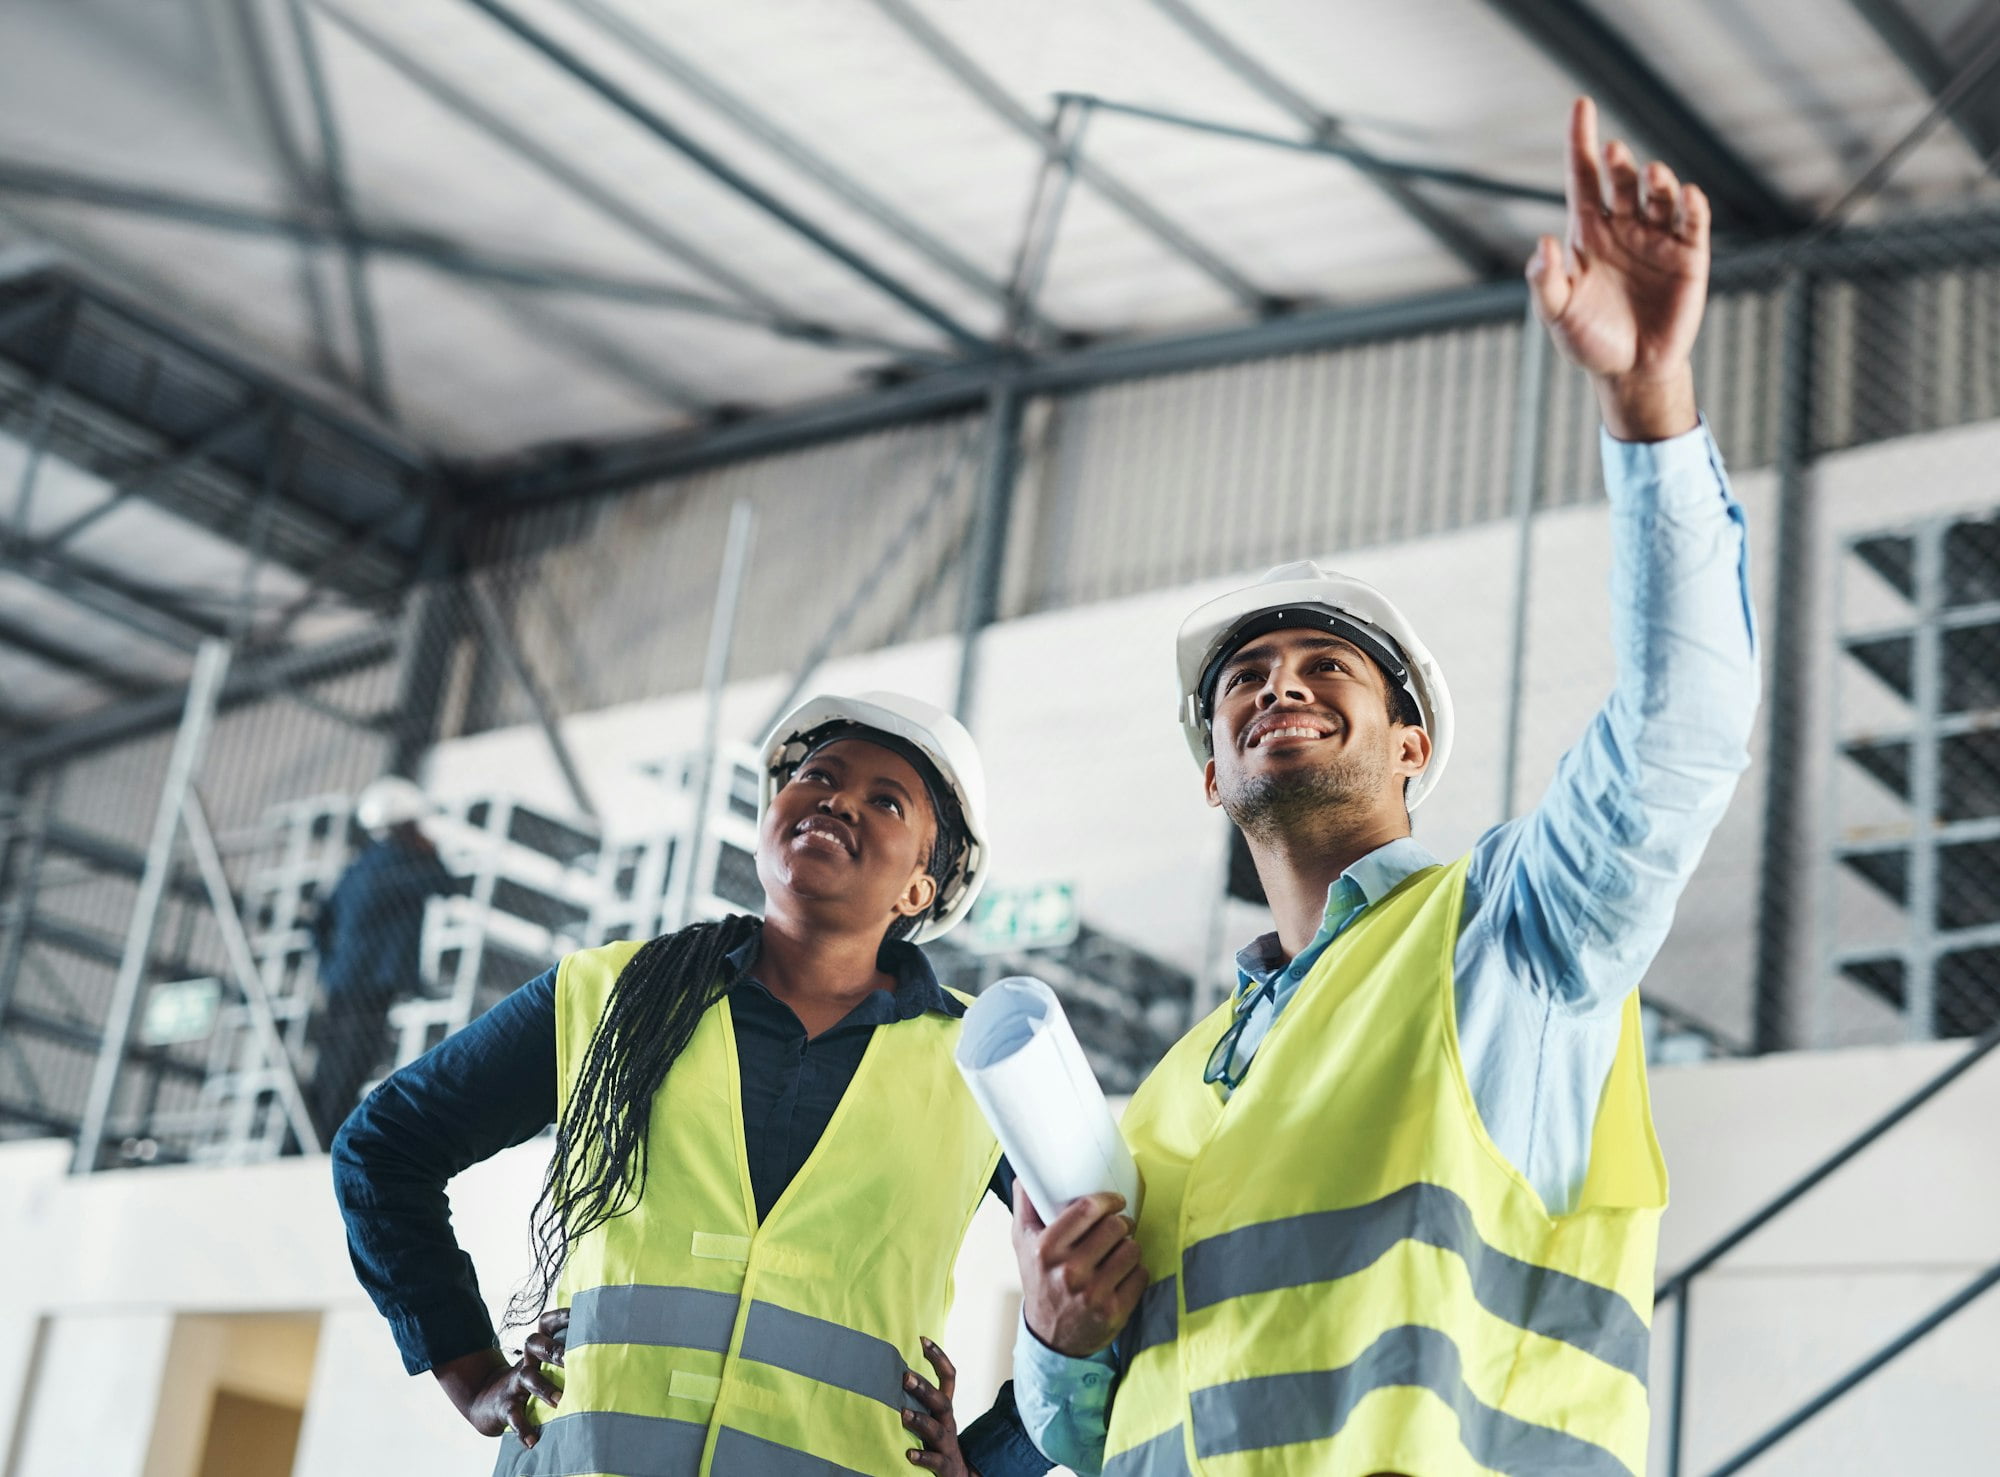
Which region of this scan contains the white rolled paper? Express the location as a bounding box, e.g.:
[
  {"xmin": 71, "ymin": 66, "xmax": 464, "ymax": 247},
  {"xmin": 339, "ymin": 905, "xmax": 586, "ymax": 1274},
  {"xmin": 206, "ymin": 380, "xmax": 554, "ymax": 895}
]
[{"xmin": 955, "ymin": 975, "xmax": 1141, "ymax": 1221}]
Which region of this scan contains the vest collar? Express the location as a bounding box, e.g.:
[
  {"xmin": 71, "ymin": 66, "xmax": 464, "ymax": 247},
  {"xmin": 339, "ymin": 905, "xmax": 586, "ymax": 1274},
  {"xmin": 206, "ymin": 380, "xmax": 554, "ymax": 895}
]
[
  {"xmin": 723, "ymin": 928, "xmax": 962, "ymax": 1020},
  {"xmin": 1234, "ymin": 835, "xmax": 1442, "ymax": 984}
]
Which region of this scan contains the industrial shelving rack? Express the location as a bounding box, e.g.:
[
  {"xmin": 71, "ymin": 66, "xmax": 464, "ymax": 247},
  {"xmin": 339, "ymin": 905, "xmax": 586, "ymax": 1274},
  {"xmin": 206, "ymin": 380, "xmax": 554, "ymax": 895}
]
[
  {"xmin": 186, "ymin": 794, "xmax": 352, "ymax": 1163},
  {"xmin": 1832, "ymin": 508, "xmax": 2000, "ymax": 1040}
]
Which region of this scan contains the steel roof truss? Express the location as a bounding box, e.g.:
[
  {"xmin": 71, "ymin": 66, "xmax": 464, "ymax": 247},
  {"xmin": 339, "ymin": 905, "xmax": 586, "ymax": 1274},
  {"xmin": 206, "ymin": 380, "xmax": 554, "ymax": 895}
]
[
  {"xmin": 37, "ymin": 401, "xmax": 278, "ymax": 552},
  {"xmin": 1479, "ymin": 0, "xmax": 1805, "ymax": 235},
  {"xmin": 1846, "ymin": 0, "xmax": 2000, "ymax": 168},
  {"xmin": 459, "ymin": 0, "xmax": 993, "ymax": 353},
  {"xmin": 865, "ymin": 0, "xmax": 1274, "ymax": 311},
  {"xmin": 1143, "ymin": 0, "xmax": 1509, "ymax": 277}
]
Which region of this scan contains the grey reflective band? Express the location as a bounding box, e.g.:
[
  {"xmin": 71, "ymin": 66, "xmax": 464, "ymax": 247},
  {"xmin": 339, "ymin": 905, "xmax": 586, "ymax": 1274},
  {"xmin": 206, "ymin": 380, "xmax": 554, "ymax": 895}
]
[
  {"xmin": 492, "ymin": 1411, "xmax": 706, "ymax": 1477},
  {"xmin": 1124, "ymin": 1275, "xmax": 1179, "ymax": 1364},
  {"xmin": 1189, "ymin": 1324, "xmax": 1634, "ymax": 1477},
  {"xmin": 738, "ymin": 1300, "xmax": 914, "ymax": 1410},
  {"xmin": 711, "ymin": 1425, "xmax": 876, "ymax": 1476},
  {"xmin": 1100, "ymin": 1423, "xmax": 1194, "ymax": 1477},
  {"xmin": 1181, "ymin": 1182, "xmax": 1650, "ymax": 1382},
  {"xmin": 567, "ymin": 1284, "xmax": 740, "ymax": 1353}
]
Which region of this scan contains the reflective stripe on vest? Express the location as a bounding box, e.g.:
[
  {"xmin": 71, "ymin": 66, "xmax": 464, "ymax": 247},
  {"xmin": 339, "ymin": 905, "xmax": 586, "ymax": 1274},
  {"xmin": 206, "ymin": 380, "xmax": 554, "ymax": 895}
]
[
  {"xmin": 1180, "ymin": 1183, "xmax": 1650, "ymax": 1383},
  {"xmin": 494, "ymin": 1415, "xmax": 880, "ymax": 1477},
  {"xmin": 1188, "ymin": 1325, "xmax": 1631, "ymax": 1476},
  {"xmin": 1103, "ymin": 858, "xmax": 1666, "ymax": 1476},
  {"xmin": 521, "ymin": 939, "xmax": 1001, "ymax": 1477},
  {"xmin": 568, "ymin": 1284, "xmax": 921, "ymax": 1411}
]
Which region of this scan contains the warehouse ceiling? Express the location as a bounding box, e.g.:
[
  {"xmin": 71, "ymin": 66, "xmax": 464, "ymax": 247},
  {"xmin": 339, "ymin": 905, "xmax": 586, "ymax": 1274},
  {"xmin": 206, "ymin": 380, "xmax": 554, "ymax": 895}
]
[{"xmin": 0, "ymin": 0, "xmax": 1997, "ymax": 737}]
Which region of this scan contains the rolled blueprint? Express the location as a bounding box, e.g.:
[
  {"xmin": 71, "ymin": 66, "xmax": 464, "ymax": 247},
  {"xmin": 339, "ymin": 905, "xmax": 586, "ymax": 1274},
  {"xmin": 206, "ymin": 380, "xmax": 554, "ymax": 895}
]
[{"xmin": 955, "ymin": 976, "xmax": 1141, "ymax": 1220}]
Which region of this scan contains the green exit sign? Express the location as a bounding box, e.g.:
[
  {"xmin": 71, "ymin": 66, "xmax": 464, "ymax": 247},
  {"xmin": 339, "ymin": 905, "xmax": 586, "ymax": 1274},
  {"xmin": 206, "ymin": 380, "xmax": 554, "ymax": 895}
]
[{"xmin": 964, "ymin": 881, "xmax": 1079, "ymax": 955}]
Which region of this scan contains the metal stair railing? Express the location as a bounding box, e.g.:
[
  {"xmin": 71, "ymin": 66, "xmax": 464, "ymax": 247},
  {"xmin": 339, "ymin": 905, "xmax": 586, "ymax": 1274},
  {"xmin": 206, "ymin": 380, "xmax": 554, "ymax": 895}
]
[{"xmin": 1657, "ymin": 1019, "xmax": 2000, "ymax": 1476}]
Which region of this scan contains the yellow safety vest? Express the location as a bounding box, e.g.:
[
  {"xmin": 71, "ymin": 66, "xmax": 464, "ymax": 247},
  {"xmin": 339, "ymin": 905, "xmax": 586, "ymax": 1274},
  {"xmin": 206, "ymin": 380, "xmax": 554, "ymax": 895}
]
[
  {"xmin": 1103, "ymin": 858, "xmax": 1666, "ymax": 1477},
  {"xmin": 495, "ymin": 939, "xmax": 1001, "ymax": 1477}
]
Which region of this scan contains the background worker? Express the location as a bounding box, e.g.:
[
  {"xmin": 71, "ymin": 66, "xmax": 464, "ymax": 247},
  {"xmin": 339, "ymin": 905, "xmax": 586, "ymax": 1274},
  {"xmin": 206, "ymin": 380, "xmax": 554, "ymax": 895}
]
[
  {"xmin": 333, "ymin": 693, "xmax": 1051, "ymax": 1477},
  {"xmin": 306, "ymin": 775, "xmax": 460, "ymax": 1141},
  {"xmin": 1008, "ymin": 96, "xmax": 1759, "ymax": 1477}
]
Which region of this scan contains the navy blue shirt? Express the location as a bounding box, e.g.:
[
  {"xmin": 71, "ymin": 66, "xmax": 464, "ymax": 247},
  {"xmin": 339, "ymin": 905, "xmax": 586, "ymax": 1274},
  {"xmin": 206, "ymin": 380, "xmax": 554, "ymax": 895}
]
[
  {"xmin": 332, "ymin": 930, "xmax": 1048, "ymax": 1476},
  {"xmin": 310, "ymin": 834, "xmax": 459, "ymax": 1001}
]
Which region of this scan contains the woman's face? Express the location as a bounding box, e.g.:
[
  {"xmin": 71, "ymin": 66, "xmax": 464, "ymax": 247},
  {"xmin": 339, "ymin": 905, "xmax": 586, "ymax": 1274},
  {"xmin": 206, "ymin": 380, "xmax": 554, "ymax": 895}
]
[{"xmin": 756, "ymin": 738, "xmax": 940, "ymax": 936}]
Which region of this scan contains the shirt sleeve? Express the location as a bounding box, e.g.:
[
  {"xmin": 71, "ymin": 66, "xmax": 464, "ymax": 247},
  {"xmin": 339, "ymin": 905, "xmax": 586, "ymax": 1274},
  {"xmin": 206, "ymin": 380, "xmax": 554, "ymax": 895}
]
[
  {"xmin": 959, "ymin": 1379, "xmax": 1057, "ymax": 1477},
  {"xmin": 1011, "ymin": 1313, "xmax": 1119, "ymax": 1474},
  {"xmin": 331, "ymin": 966, "xmax": 560, "ymax": 1375},
  {"xmin": 1461, "ymin": 420, "xmax": 1759, "ymax": 1016}
]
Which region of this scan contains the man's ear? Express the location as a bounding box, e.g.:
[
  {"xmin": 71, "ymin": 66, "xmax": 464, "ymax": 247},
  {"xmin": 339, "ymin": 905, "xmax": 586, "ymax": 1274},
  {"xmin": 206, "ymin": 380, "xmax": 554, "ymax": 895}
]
[
  {"xmin": 1396, "ymin": 724, "xmax": 1433, "ymax": 780},
  {"xmin": 895, "ymin": 869, "xmax": 940, "ymax": 920},
  {"xmin": 1203, "ymin": 756, "xmax": 1222, "ymax": 809}
]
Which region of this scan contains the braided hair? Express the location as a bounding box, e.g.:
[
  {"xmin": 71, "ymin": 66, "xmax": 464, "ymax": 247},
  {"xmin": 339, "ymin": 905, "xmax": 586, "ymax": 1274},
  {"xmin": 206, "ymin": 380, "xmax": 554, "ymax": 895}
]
[{"xmin": 507, "ymin": 912, "xmax": 760, "ymax": 1330}]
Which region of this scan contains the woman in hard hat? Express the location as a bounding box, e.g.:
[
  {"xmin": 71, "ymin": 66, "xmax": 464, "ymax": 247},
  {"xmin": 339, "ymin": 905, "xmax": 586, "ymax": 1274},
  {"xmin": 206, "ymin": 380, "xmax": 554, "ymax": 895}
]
[{"xmin": 333, "ymin": 692, "xmax": 1049, "ymax": 1477}]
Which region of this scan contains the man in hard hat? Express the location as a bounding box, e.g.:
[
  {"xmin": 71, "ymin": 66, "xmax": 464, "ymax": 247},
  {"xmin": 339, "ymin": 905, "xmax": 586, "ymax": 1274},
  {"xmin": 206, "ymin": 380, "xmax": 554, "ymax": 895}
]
[
  {"xmin": 1008, "ymin": 98, "xmax": 1758, "ymax": 1476},
  {"xmin": 306, "ymin": 776, "xmax": 461, "ymax": 1140}
]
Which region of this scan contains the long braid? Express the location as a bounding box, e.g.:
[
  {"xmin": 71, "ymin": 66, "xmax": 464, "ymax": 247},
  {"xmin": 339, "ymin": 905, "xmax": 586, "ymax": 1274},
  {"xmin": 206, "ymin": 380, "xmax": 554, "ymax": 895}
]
[{"xmin": 506, "ymin": 912, "xmax": 761, "ymax": 1330}]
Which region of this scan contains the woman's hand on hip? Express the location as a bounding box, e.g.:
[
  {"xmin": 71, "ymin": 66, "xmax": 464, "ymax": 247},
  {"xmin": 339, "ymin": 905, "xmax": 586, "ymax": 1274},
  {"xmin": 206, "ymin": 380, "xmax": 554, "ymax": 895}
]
[
  {"xmin": 434, "ymin": 1307, "xmax": 568, "ymax": 1445},
  {"xmin": 903, "ymin": 1337, "xmax": 979, "ymax": 1476}
]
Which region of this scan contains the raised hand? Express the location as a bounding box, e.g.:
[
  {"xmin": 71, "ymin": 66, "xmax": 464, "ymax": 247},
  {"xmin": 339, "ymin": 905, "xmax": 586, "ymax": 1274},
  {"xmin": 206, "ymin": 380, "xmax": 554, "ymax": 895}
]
[{"xmin": 1528, "ymin": 96, "xmax": 1708, "ymax": 441}]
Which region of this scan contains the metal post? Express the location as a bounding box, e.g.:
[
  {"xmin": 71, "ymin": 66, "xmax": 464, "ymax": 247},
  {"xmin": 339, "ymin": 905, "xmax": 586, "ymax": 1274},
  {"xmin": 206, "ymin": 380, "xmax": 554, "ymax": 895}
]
[
  {"xmin": 1665, "ymin": 1284, "xmax": 1692, "ymax": 1477},
  {"xmin": 72, "ymin": 639, "xmax": 231, "ymax": 1173},
  {"xmin": 1751, "ymin": 271, "xmax": 1818, "ymax": 1052},
  {"xmin": 1002, "ymin": 100, "xmax": 1088, "ymax": 350},
  {"xmin": 1498, "ymin": 304, "xmax": 1551, "ymax": 822},
  {"xmin": 466, "ymin": 575, "xmax": 599, "ymax": 821},
  {"xmin": 181, "ymin": 790, "xmax": 321, "ymax": 1154},
  {"xmin": 954, "ymin": 381, "xmax": 1025, "ymax": 727},
  {"xmin": 0, "ymin": 778, "xmax": 55, "ymax": 1033},
  {"xmin": 758, "ymin": 430, "xmax": 978, "ymax": 740},
  {"xmin": 9, "ymin": 294, "xmax": 80, "ymax": 545},
  {"xmin": 1905, "ymin": 519, "xmax": 1945, "ymax": 1039},
  {"xmin": 230, "ymin": 412, "xmax": 292, "ymax": 644},
  {"xmin": 680, "ymin": 500, "xmax": 756, "ymax": 926}
]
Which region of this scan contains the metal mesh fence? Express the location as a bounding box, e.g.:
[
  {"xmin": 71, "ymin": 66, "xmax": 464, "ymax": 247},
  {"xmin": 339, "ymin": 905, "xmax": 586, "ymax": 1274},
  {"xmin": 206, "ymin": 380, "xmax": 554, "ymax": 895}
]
[{"xmin": 7, "ymin": 199, "xmax": 2000, "ymax": 1167}]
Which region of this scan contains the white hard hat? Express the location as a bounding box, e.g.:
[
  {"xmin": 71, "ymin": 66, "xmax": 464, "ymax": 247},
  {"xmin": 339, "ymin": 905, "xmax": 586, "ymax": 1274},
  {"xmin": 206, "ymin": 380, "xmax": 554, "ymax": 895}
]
[
  {"xmin": 1174, "ymin": 561, "xmax": 1455, "ymax": 810},
  {"xmin": 354, "ymin": 776, "xmax": 434, "ymax": 836},
  {"xmin": 760, "ymin": 691, "xmax": 989, "ymax": 943}
]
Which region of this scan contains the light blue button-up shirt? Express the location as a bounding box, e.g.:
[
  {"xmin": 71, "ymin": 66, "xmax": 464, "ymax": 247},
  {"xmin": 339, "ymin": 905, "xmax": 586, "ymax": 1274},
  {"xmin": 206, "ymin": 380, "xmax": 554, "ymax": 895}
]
[{"xmin": 1015, "ymin": 422, "xmax": 1758, "ymax": 1473}]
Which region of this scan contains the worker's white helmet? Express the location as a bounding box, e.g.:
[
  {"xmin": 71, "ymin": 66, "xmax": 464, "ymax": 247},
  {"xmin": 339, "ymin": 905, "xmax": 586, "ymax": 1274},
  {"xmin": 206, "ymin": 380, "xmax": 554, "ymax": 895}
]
[
  {"xmin": 760, "ymin": 691, "xmax": 989, "ymax": 943},
  {"xmin": 1175, "ymin": 561, "xmax": 1455, "ymax": 810},
  {"xmin": 354, "ymin": 776, "xmax": 435, "ymax": 836}
]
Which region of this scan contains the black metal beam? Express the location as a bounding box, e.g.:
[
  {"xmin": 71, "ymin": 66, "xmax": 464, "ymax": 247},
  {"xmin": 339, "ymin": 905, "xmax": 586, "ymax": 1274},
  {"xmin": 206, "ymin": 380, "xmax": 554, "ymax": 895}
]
[
  {"xmin": 1847, "ymin": 0, "xmax": 2000, "ymax": 167},
  {"xmin": 1059, "ymin": 94, "xmax": 1565, "ymax": 208},
  {"xmin": 0, "ymin": 159, "xmax": 933, "ymax": 354},
  {"xmin": 473, "ymin": 201, "xmax": 2000, "ymax": 507},
  {"xmin": 36, "ymin": 819, "xmax": 208, "ymax": 904},
  {"xmin": 1481, "ymin": 0, "xmax": 1805, "ymax": 235},
  {"xmin": 0, "ymin": 608, "xmax": 149, "ymax": 695},
  {"xmin": 458, "ymin": 0, "xmax": 992, "ymax": 354},
  {"xmin": 1143, "ymin": 0, "xmax": 1509, "ymax": 277},
  {"xmin": 545, "ymin": 0, "xmax": 1050, "ymax": 338},
  {"xmin": 4, "ymin": 623, "xmax": 397, "ymax": 770},
  {"xmin": 283, "ymin": 0, "xmax": 393, "ymax": 417},
  {"xmin": 0, "ymin": 545, "xmax": 217, "ymax": 652},
  {"xmin": 6, "ymin": 1003, "xmax": 207, "ymax": 1081},
  {"xmin": 37, "ymin": 402, "xmax": 276, "ymax": 552}
]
